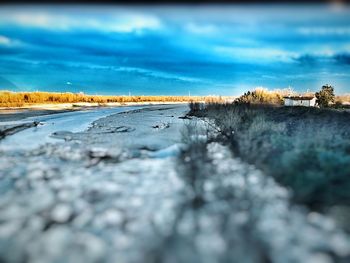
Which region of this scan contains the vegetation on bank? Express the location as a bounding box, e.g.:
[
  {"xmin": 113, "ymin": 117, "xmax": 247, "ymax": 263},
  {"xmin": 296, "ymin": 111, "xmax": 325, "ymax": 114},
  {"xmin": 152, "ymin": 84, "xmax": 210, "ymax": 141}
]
[
  {"xmin": 315, "ymin": 84, "xmax": 335, "ymax": 108},
  {"xmin": 180, "ymin": 88, "xmax": 350, "ymax": 261},
  {"xmin": 235, "ymin": 88, "xmax": 285, "ymax": 105},
  {"xmin": 336, "ymin": 94, "xmax": 350, "ymax": 105},
  {"xmin": 0, "ymin": 91, "xmax": 213, "ymax": 107},
  {"xmin": 190, "ymin": 102, "xmax": 350, "ymax": 212},
  {"xmin": 174, "ymin": 122, "xmax": 272, "ymax": 262},
  {"xmin": 224, "ymin": 86, "xmax": 349, "ymax": 108}
]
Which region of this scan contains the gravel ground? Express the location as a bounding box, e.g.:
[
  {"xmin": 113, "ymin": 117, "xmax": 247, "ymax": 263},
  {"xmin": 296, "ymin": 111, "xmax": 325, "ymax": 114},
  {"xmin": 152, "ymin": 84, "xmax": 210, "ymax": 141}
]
[
  {"xmin": 0, "ymin": 104, "xmax": 350, "ymax": 263},
  {"xmin": 0, "ymin": 105, "xmax": 188, "ymax": 263}
]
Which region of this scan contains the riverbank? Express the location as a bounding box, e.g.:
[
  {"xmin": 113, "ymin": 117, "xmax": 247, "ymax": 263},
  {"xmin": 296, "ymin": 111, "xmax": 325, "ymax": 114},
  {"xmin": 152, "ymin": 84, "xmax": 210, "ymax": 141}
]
[
  {"xmin": 0, "ymin": 91, "xmax": 208, "ymax": 108},
  {"xmin": 0, "ymin": 101, "xmax": 189, "ymax": 121},
  {"xmin": 0, "ymin": 102, "xmax": 188, "ymax": 140},
  {"xmin": 190, "ymin": 103, "xmax": 350, "ymax": 211},
  {"xmin": 0, "ymin": 121, "xmax": 41, "ymax": 140},
  {"xmin": 0, "ymin": 104, "xmax": 189, "ymax": 263}
]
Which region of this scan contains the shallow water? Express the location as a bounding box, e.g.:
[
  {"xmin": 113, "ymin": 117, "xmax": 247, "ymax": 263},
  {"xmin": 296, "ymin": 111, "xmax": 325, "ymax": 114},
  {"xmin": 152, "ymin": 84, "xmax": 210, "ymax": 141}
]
[{"xmin": 0, "ymin": 106, "xmax": 142, "ymax": 151}]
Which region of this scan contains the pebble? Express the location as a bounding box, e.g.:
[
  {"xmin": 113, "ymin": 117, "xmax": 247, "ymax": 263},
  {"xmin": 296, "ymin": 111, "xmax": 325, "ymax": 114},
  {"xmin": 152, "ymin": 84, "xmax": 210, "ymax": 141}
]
[
  {"xmin": 51, "ymin": 204, "xmax": 72, "ymax": 223},
  {"xmin": 101, "ymin": 209, "xmax": 123, "ymax": 226},
  {"xmin": 306, "ymin": 253, "xmax": 333, "ymax": 263}
]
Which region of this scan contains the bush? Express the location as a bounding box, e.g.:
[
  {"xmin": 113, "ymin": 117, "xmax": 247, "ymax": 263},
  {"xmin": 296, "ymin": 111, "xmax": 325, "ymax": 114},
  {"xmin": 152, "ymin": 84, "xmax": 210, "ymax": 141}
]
[
  {"xmin": 235, "ymin": 88, "xmax": 284, "ymax": 105},
  {"xmin": 189, "ymin": 101, "xmax": 204, "ymax": 115},
  {"xmin": 315, "ymin": 85, "xmax": 335, "ymax": 108},
  {"xmin": 194, "ymin": 103, "xmax": 350, "ymax": 210}
]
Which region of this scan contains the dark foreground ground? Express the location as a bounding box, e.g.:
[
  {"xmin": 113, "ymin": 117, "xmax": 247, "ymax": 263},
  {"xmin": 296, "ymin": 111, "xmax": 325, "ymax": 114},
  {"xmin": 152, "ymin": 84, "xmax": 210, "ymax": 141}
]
[{"xmin": 0, "ymin": 104, "xmax": 350, "ymax": 263}]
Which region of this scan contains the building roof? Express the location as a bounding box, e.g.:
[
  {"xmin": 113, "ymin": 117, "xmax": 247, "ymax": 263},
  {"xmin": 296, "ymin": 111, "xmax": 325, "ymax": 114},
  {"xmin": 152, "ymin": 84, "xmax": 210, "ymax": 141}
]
[{"xmin": 283, "ymin": 96, "xmax": 315, "ymax": 100}]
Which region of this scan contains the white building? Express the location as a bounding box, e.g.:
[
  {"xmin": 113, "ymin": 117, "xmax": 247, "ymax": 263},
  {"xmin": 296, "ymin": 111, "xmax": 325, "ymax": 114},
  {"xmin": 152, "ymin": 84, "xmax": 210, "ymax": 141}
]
[{"xmin": 283, "ymin": 96, "xmax": 316, "ymax": 107}]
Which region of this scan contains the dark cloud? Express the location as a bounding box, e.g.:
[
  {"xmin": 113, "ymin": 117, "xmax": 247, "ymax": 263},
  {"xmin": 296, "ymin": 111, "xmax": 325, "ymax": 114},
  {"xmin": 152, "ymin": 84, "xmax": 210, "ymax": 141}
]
[
  {"xmin": 334, "ymin": 53, "xmax": 350, "ymax": 65},
  {"xmin": 293, "ymin": 53, "xmax": 350, "ymax": 67},
  {"xmin": 293, "ymin": 54, "xmax": 319, "ymax": 65}
]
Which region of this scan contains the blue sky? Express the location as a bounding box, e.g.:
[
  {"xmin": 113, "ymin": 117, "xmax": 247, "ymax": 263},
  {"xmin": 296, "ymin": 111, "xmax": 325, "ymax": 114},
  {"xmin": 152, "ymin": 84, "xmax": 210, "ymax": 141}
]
[{"xmin": 0, "ymin": 4, "xmax": 350, "ymax": 95}]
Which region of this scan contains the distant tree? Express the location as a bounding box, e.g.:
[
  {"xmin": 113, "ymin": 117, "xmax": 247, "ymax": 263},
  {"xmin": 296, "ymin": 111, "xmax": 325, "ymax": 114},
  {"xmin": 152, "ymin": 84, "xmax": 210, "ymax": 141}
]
[{"xmin": 315, "ymin": 85, "xmax": 335, "ymax": 108}]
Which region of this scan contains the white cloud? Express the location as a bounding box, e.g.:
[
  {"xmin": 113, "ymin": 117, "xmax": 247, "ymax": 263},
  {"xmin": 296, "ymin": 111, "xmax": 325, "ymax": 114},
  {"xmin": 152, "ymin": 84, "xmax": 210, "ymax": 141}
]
[
  {"xmin": 0, "ymin": 10, "xmax": 162, "ymax": 33},
  {"xmin": 9, "ymin": 13, "xmax": 58, "ymax": 29},
  {"xmin": 298, "ymin": 26, "xmax": 350, "ymax": 36},
  {"xmin": 185, "ymin": 23, "xmax": 218, "ymax": 35},
  {"xmin": 0, "ymin": 35, "xmax": 22, "ymax": 47},
  {"xmin": 214, "ymin": 46, "xmax": 297, "ymax": 62},
  {"xmin": 299, "ymin": 47, "xmax": 350, "ymax": 58},
  {"xmin": 116, "ymin": 66, "xmax": 202, "ymax": 83},
  {"xmin": 60, "ymin": 63, "xmax": 203, "ymax": 83},
  {"xmin": 107, "ymin": 15, "xmax": 161, "ymax": 33},
  {"xmin": 0, "ymin": 35, "xmax": 11, "ymax": 45},
  {"xmin": 311, "ymin": 48, "xmax": 336, "ymax": 57}
]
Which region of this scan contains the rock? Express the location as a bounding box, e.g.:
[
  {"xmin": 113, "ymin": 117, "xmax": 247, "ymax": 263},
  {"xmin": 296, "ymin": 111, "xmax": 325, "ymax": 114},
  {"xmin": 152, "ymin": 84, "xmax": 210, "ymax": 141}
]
[
  {"xmin": 113, "ymin": 126, "xmax": 134, "ymax": 133},
  {"xmin": 51, "ymin": 204, "xmax": 72, "ymax": 223},
  {"xmin": 0, "ymin": 220, "xmax": 22, "ymax": 238},
  {"xmin": 178, "ymin": 115, "xmax": 192, "ymax": 120},
  {"xmin": 152, "ymin": 122, "xmax": 170, "ymax": 129},
  {"xmin": 101, "ymin": 209, "xmax": 123, "ymax": 226},
  {"xmin": 70, "ymin": 232, "xmax": 106, "ymax": 263},
  {"xmin": 0, "ymin": 122, "xmax": 41, "ymax": 140},
  {"xmin": 50, "ymin": 131, "xmax": 74, "ymax": 141},
  {"xmin": 28, "ymin": 189, "xmax": 55, "ymax": 213},
  {"xmin": 28, "ymin": 169, "xmax": 45, "ymax": 180},
  {"xmin": 306, "ymin": 253, "xmax": 333, "ymax": 263},
  {"xmin": 27, "ymin": 226, "xmax": 71, "ymax": 263}
]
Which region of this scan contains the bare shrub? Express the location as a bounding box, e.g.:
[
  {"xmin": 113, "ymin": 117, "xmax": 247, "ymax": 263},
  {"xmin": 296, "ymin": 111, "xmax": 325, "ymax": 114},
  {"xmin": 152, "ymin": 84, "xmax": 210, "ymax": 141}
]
[
  {"xmin": 235, "ymin": 88, "xmax": 284, "ymax": 105},
  {"xmin": 178, "ymin": 120, "xmax": 213, "ymax": 206},
  {"xmin": 188, "ymin": 101, "xmax": 204, "ymax": 115},
  {"xmin": 174, "ymin": 120, "xmax": 272, "ymax": 262},
  {"xmin": 192, "ymin": 102, "xmax": 350, "ymax": 210}
]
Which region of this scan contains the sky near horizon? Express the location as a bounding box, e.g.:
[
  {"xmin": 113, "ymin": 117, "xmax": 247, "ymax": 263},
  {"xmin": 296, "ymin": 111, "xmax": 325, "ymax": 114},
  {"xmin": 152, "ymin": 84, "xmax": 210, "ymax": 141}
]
[{"xmin": 0, "ymin": 4, "xmax": 350, "ymax": 96}]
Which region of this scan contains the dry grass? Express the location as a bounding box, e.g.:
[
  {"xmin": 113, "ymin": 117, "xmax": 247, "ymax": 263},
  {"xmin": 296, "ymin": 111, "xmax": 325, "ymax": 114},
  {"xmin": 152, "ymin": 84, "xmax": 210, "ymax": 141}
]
[
  {"xmin": 191, "ymin": 102, "xmax": 350, "ymax": 211},
  {"xmin": 0, "ymin": 91, "xmax": 208, "ymax": 107},
  {"xmin": 234, "ymin": 88, "xmax": 350, "ymax": 108},
  {"xmin": 234, "ymin": 88, "xmax": 287, "ymax": 105},
  {"xmin": 336, "ymin": 94, "xmax": 350, "ymax": 105}
]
